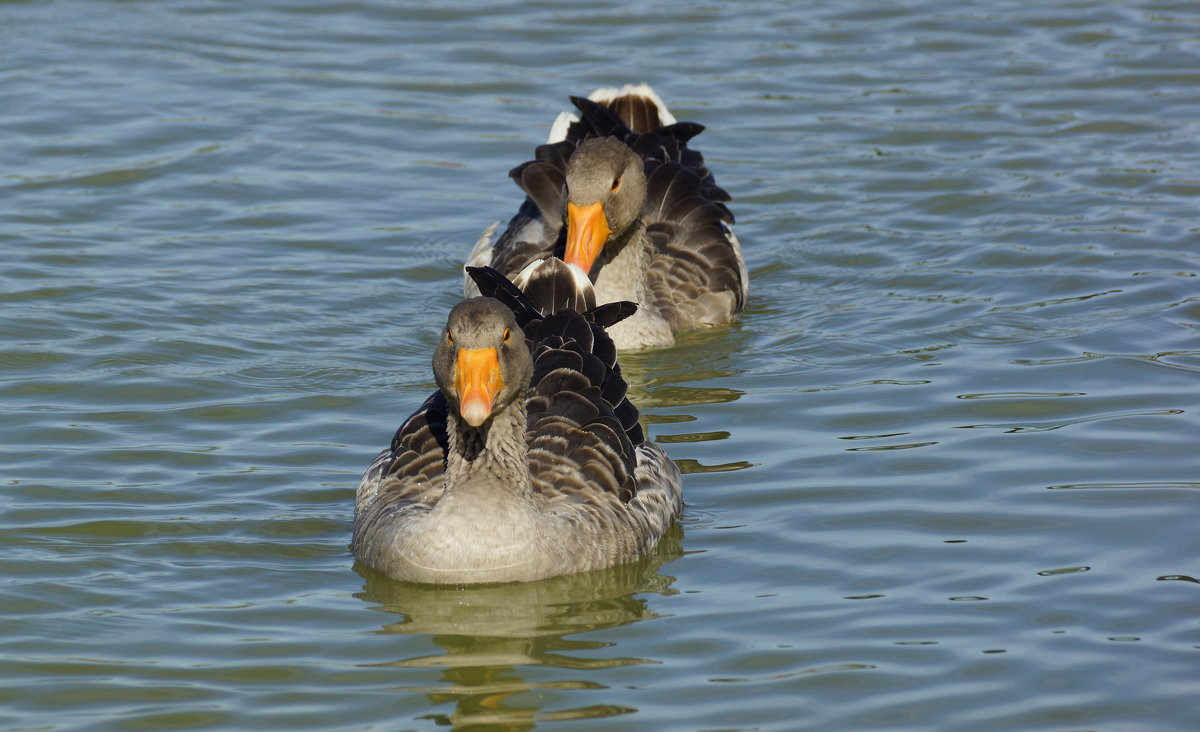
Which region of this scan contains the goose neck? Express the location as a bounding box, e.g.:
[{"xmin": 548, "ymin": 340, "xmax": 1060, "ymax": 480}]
[
  {"xmin": 594, "ymin": 220, "xmax": 649, "ymax": 300},
  {"xmin": 444, "ymin": 400, "xmax": 531, "ymax": 497}
]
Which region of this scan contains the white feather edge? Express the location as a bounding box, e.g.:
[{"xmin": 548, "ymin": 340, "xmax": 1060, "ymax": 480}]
[
  {"xmin": 546, "ymin": 111, "xmax": 578, "ymax": 144},
  {"xmin": 512, "ymin": 257, "xmax": 595, "ymax": 301},
  {"xmin": 546, "ymin": 83, "xmax": 676, "ymax": 143},
  {"xmin": 463, "ymin": 220, "xmax": 500, "ymax": 297},
  {"xmin": 588, "ymin": 83, "xmax": 677, "ymax": 125}
]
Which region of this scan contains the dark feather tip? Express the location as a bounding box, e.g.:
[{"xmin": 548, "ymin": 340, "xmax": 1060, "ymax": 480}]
[
  {"xmin": 586, "ymin": 301, "xmax": 638, "ymax": 329},
  {"xmin": 465, "ymin": 265, "xmax": 543, "ymax": 323}
]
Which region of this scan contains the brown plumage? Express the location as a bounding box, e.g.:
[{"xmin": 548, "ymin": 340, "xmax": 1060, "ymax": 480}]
[
  {"xmin": 465, "ymin": 83, "xmax": 748, "ymax": 350},
  {"xmin": 353, "ymin": 266, "xmax": 682, "ymax": 584}
]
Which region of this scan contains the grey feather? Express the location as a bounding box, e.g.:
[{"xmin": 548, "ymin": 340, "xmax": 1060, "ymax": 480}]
[
  {"xmin": 354, "ymin": 272, "xmax": 681, "ymax": 585},
  {"xmin": 466, "ymin": 84, "xmax": 746, "ymax": 350}
]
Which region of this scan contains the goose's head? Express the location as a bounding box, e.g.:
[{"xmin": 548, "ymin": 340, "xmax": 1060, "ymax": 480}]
[
  {"xmin": 433, "ymin": 298, "xmax": 532, "ymax": 428},
  {"xmin": 563, "ymin": 137, "xmax": 646, "ymax": 276}
]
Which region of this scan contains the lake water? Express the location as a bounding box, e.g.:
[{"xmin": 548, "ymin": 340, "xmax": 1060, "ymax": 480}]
[{"xmin": 3, "ymin": 1, "xmax": 1199, "ymax": 729}]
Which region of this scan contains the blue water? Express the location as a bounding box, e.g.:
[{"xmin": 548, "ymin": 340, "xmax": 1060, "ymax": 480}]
[{"xmin": 3, "ymin": 1, "xmax": 1199, "ymax": 729}]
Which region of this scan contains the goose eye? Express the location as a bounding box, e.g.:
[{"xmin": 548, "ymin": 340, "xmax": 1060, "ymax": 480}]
[
  {"xmin": 502, "ymin": 327, "xmax": 511, "ymax": 343},
  {"xmin": 610, "ymin": 176, "xmax": 621, "ymax": 192},
  {"xmin": 446, "ymin": 330, "xmax": 454, "ymax": 344}
]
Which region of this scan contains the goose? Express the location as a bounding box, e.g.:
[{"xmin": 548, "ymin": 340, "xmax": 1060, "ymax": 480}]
[
  {"xmin": 353, "ymin": 265, "xmax": 683, "ymax": 584},
  {"xmin": 465, "ymin": 84, "xmax": 747, "ymax": 350}
]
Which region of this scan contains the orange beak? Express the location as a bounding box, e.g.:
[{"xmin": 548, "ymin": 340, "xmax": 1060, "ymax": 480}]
[
  {"xmin": 455, "ymin": 347, "xmax": 503, "ymax": 427},
  {"xmin": 564, "ymin": 201, "xmax": 611, "ymax": 275}
]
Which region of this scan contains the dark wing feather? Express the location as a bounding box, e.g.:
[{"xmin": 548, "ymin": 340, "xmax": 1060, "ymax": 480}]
[
  {"xmin": 379, "ymin": 392, "xmax": 449, "ymax": 491},
  {"xmin": 661, "ymin": 121, "xmax": 705, "ymax": 144},
  {"xmin": 585, "ymin": 300, "xmax": 639, "ymax": 330},
  {"xmin": 486, "ymin": 200, "xmax": 561, "ymax": 284},
  {"xmin": 352, "ymin": 391, "xmax": 450, "ymax": 550},
  {"xmin": 569, "ymin": 96, "xmax": 631, "ymax": 139},
  {"xmin": 535, "ymin": 139, "xmax": 575, "ymax": 169},
  {"xmin": 466, "ymin": 265, "xmax": 544, "ymax": 327},
  {"xmin": 532, "ymin": 346, "xmax": 584, "ymax": 380},
  {"xmin": 523, "ymin": 305, "xmax": 646, "ymax": 503},
  {"xmin": 515, "ymin": 161, "xmax": 566, "ymax": 224},
  {"xmin": 641, "ymin": 163, "xmax": 745, "ymax": 331},
  {"xmin": 533, "ymin": 310, "xmax": 594, "ymax": 352},
  {"xmin": 587, "ymin": 323, "xmax": 617, "ymax": 369}
]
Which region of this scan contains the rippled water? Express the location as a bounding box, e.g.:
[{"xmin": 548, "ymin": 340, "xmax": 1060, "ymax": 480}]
[{"xmin": 4, "ymin": 1, "xmax": 1199, "ymax": 729}]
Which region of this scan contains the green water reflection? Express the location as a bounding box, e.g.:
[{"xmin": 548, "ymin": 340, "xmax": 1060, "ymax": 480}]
[{"xmin": 353, "ymin": 527, "xmax": 683, "ymax": 729}]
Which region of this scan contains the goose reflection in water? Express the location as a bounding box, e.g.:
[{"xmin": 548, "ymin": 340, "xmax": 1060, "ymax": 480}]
[
  {"xmin": 353, "ymin": 526, "xmax": 682, "ymax": 729},
  {"xmin": 348, "ymin": 307, "xmax": 754, "ymax": 727}
]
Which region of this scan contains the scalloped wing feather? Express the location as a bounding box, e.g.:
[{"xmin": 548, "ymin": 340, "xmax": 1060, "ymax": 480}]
[
  {"xmin": 352, "ymin": 391, "xmax": 449, "ymax": 552},
  {"xmin": 640, "ymin": 161, "xmax": 746, "ymax": 329}
]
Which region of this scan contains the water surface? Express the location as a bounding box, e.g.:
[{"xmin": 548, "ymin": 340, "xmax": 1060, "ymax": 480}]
[{"xmin": 3, "ymin": 1, "xmax": 1199, "ymax": 730}]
